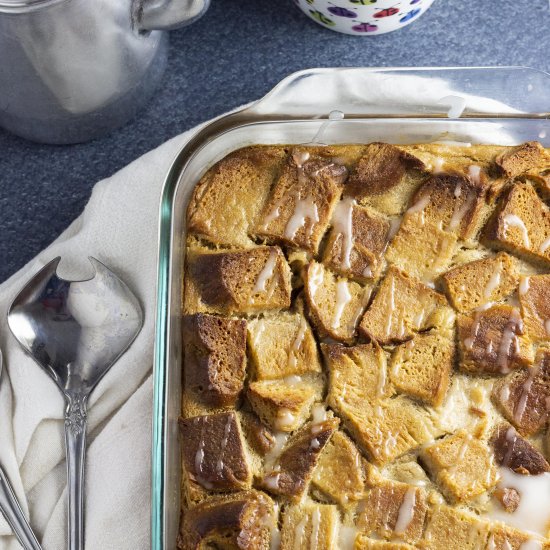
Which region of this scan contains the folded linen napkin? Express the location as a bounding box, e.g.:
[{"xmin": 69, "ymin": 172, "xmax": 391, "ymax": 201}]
[
  {"xmin": 0, "ymin": 70, "xmax": 523, "ymax": 550},
  {"xmin": 0, "ymin": 130, "xmax": 192, "ymax": 550}
]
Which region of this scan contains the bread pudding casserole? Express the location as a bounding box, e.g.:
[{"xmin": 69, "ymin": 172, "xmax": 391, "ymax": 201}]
[{"xmin": 180, "ymin": 140, "xmax": 550, "ymax": 549}]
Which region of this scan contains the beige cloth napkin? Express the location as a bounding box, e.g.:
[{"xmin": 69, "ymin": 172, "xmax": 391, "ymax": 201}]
[{"xmin": 0, "ymin": 131, "xmax": 190, "ymax": 550}]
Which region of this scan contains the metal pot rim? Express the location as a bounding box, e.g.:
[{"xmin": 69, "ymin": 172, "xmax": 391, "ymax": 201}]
[{"xmin": 0, "ymin": 0, "xmax": 67, "ymax": 13}]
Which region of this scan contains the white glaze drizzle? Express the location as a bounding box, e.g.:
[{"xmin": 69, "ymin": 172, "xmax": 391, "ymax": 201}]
[
  {"xmin": 311, "ymin": 404, "xmax": 328, "ymax": 425},
  {"xmin": 285, "ymin": 196, "xmax": 319, "ymax": 240},
  {"xmin": 331, "ymin": 197, "xmax": 356, "ymax": 270},
  {"xmin": 464, "ymin": 302, "xmax": 494, "ymax": 350},
  {"xmin": 449, "ymin": 189, "xmax": 474, "ymax": 232},
  {"xmin": 308, "ymin": 263, "xmax": 324, "ymax": 299},
  {"xmin": 288, "ymin": 317, "xmax": 308, "ymax": 370},
  {"xmin": 488, "ymin": 466, "xmax": 550, "ymax": 537},
  {"xmin": 332, "ymin": 280, "xmax": 352, "ymax": 330},
  {"xmin": 293, "ymin": 151, "xmax": 310, "ymax": 168},
  {"xmin": 385, "ymin": 275, "xmax": 396, "ymax": 338},
  {"xmin": 394, "ymin": 488, "xmax": 417, "ymax": 535},
  {"xmin": 468, "ymin": 164, "xmax": 482, "ymax": 185},
  {"xmin": 520, "ymin": 276, "xmax": 530, "ymax": 295},
  {"xmin": 539, "ymin": 236, "xmax": 550, "ymax": 254},
  {"xmin": 275, "ymin": 408, "xmax": 296, "ymax": 430},
  {"xmin": 483, "ymin": 265, "xmax": 502, "ymax": 300},
  {"xmin": 254, "ymin": 249, "xmax": 279, "ymax": 293},
  {"xmin": 284, "ymin": 374, "xmax": 303, "ymax": 386},
  {"xmin": 269, "ymin": 503, "xmax": 281, "ymax": 550},
  {"xmin": 310, "ymin": 508, "xmax": 321, "ymax": 550},
  {"xmin": 337, "ymin": 526, "xmax": 358, "ymax": 550},
  {"xmin": 497, "ymin": 308, "xmax": 522, "ymax": 374},
  {"xmin": 407, "ymin": 193, "xmax": 431, "ymax": 225},
  {"xmin": 433, "ymin": 157, "xmax": 445, "ymax": 173},
  {"xmin": 265, "ymin": 432, "xmax": 289, "ymax": 471},
  {"xmin": 503, "ymin": 214, "xmax": 530, "ymax": 248},
  {"xmin": 293, "ymin": 515, "xmax": 308, "ymax": 550},
  {"xmin": 216, "ymin": 415, "xmax": 232, "ymax": 474},
  {"xmin": 514, "ymin": 364, "xmax": 540, "ymax": 424}
]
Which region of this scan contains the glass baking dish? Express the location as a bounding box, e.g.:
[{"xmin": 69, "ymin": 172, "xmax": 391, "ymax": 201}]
[{"xmin": 152, "ymin": 66, "xmax": 550, "ymax": 550}]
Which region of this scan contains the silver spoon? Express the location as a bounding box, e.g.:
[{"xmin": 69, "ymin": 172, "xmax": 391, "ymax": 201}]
[
  {"xmin": 7, "ymin": 257, "xmax": 143, "ymax": 550},
  {"xmin": 0, "ymin": 350, "xmax": 43, "ymax": 550}
]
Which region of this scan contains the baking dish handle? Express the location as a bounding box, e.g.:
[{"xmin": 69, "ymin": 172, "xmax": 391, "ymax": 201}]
[{"xmin": 242, "ymin": 67, "xmax": 550, "ymax": 119}]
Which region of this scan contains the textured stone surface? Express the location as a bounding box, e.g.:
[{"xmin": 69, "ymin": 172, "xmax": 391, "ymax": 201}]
[{"xmin": 0, "ymin": 1, "xmax": 548, "ymax": 282}]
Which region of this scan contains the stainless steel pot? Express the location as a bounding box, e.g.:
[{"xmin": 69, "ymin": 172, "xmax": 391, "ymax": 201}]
[{"xmin": 0, "ymin": 0, "xmax": 210, "ymax": 144}]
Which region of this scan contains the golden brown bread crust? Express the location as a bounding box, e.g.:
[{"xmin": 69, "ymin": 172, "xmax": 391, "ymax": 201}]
[
  {"xmin": 253, "ymin": 147, "xmax": 347, "ymax": 254},
  {"xmin": 179, "ymin": 490, "xmax": 273, "ymax": 550},
  {"xmin": 441, "ymin": 252, "xmax": 520, "ymax": 313},
  {"xmin": 323, "ymin": 200, "xmax": 390, "ymax": 282},
  {"xmin": 482, "ymin": 182, "xmax": 550, "ymax": 267},
  {"xmin": 457, "ymin": 304, "xmax": 534, "ymax": 376},
  {"xmin": 495, "ymin": 141, "xmax": 550, "ymax": 178},
  {"xmin": 185, "ymin": 245, "xmax": 292, "ymax": 314},
  {"xmin": 345, "ymin": 142, "xmax": 425, "ymax": 200},
  {"xmin": 181, "ymin": 141, "xmax": 550, "ymax": 549},
  {"xmin": 183, "ymin": 313, "xmax": 247, "ymax": 407},
  {"xmin": 490, "ymin": 423, "xmax": 550, "ymax": 474}
]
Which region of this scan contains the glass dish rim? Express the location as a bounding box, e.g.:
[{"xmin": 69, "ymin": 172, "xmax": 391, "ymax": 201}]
[{"xmin": 152, "ymin": 65, "xmax": 550, "ymax": 550}]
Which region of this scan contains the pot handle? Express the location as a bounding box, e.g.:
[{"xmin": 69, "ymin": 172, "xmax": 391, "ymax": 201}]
[{"xmin": 136, "ymin": 0, "xmax": 211, "ymax": 32}]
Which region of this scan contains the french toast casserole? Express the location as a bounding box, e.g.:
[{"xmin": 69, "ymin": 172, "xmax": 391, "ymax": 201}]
[{"xmin": 180, "ymin": 140, "xmax": 550, "ymax": 549}]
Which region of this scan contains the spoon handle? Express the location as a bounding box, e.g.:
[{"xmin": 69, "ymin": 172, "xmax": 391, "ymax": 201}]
[
  {"xmin": 0, "ymin": 467, "xmax": 42, "ymax": 550},
  {"xmin": 65, "ymin": 395, "xmax": 88, "ymax": 550}
]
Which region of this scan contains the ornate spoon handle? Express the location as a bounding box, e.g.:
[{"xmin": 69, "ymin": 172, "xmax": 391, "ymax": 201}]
[
  {"xmin": 65, "ymin": 394, "xmax": 88, "ymax": 550},
  {"xmin": 0, "ymin": 466, "xmax": 42, "ymax": 550}
]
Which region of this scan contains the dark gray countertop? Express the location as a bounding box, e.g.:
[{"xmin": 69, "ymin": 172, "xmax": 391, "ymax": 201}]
[{"xmin": 1, "ymin": 0, "xmax": 549, "ymax": 282}]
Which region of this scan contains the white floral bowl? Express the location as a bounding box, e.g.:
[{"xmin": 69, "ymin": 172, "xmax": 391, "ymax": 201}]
[{"xmin": 293, "ymin": 0, "xmax": 435, "ymax": 35}]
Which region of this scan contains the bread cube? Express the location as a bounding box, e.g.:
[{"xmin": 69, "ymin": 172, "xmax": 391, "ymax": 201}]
[
  {"xmin": 304, "ymin": 261, "xmax": 372, "ymax": 343},
  {"xmin": 457, "ymin": 305, "xmax": 533, "ymax": 376},
  {"xmin": 247, "ymin": 379, "xmax": 321, "ymax": 433},
  {"xmin": 421, "ymin": 430, "xmax": 499, "ymax": 502},
  {"xmin": 441, "ymin": 252, "xmax": 519, "ymax": 313},
  {"xmin": 404, "ymin": 172, "xmax": 490, "ymax": 241},
  {"xmin": 359, "ymin": 267, "xmax": 449, "ymax": 345},
  {"xmin": 179, "ymin": 490, "xmax": 273, "ymax": 550},
  {"xmin": 486, "ymin": 524, "xmax": 547, "ymax": 550},
  {"xmin": 354, "ymin": 538, "xmax": 415, "ymax": 550},
  {"xmin": 345, "ymin": 142, "xmax": 425, "ymax": 216},
  {"xmin": 312, "ymin": 430, "xmax": 366, "ymax": 506},
  {"xmin": 260, "ymin": 418, "xmax": 339, "ymax": 500},
  {"xmin": 247, "ymin": 311, "xmax": 321, "ymax": 380},
  {"xmin": 253, "ymin": 148, "xmax": 346, "ymax": 254},
  {"xmin": 385, "ymin": 215, "xmax": 458, "ymax": 281},
  {"xmin": 495, "ymin": 141, "xmax": 550, "ymax": 178},
  {"xmin": 358, "ymin": 479, "xmax": 427, "ymax": 544},
  {"xmin": 183, "ymin": 313, "xmax": 247, "ymax": 408},
  {"xmin": 179, "ymin": 412, "xmax": 251, "ymax": 502},
  {"xmin": 421, "ymin": 505, "xmax": 489, "ymax": 550},
  {"xmin": 280, "ymin": 503, "xmax": 340, "ymax": 550},
  {"xmin": 390, "ymin": 325, "xmax": 454, "ymax": 407},
  {"xmin": 184, "ymin": 246, "xmax": 291, "ymax": 315},
  {"xmin": 519, "ymin": 274, "xmax": 550, "ymax": 342},
  {"xmin": 492, "ymin": 349, "xmax": 550, "ymax": 435},
  {"xmin": 323, "ymin": 199, "xmax": 390, "ymax": 282},
  {"xmin": 482, "ymin": 182, "xmax": 550, "ymax": 267},
  {"xmin": 187, "ymin": 146, "xmax": 286, "ymax": 248},
  {"xmin": 490, "ymin": 423, "xmax": 550, "ymax": 475}
]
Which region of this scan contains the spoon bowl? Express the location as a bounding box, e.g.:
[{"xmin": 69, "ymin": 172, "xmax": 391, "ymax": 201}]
[{"xmin": 8, "ymin": 257, "xmax": 143, "ymax": 550}]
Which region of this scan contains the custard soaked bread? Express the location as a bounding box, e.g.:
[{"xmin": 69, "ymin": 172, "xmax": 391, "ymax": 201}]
[{"xmin": 180, "ymin": 141, "xmax": 550, "ymax": 549}]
